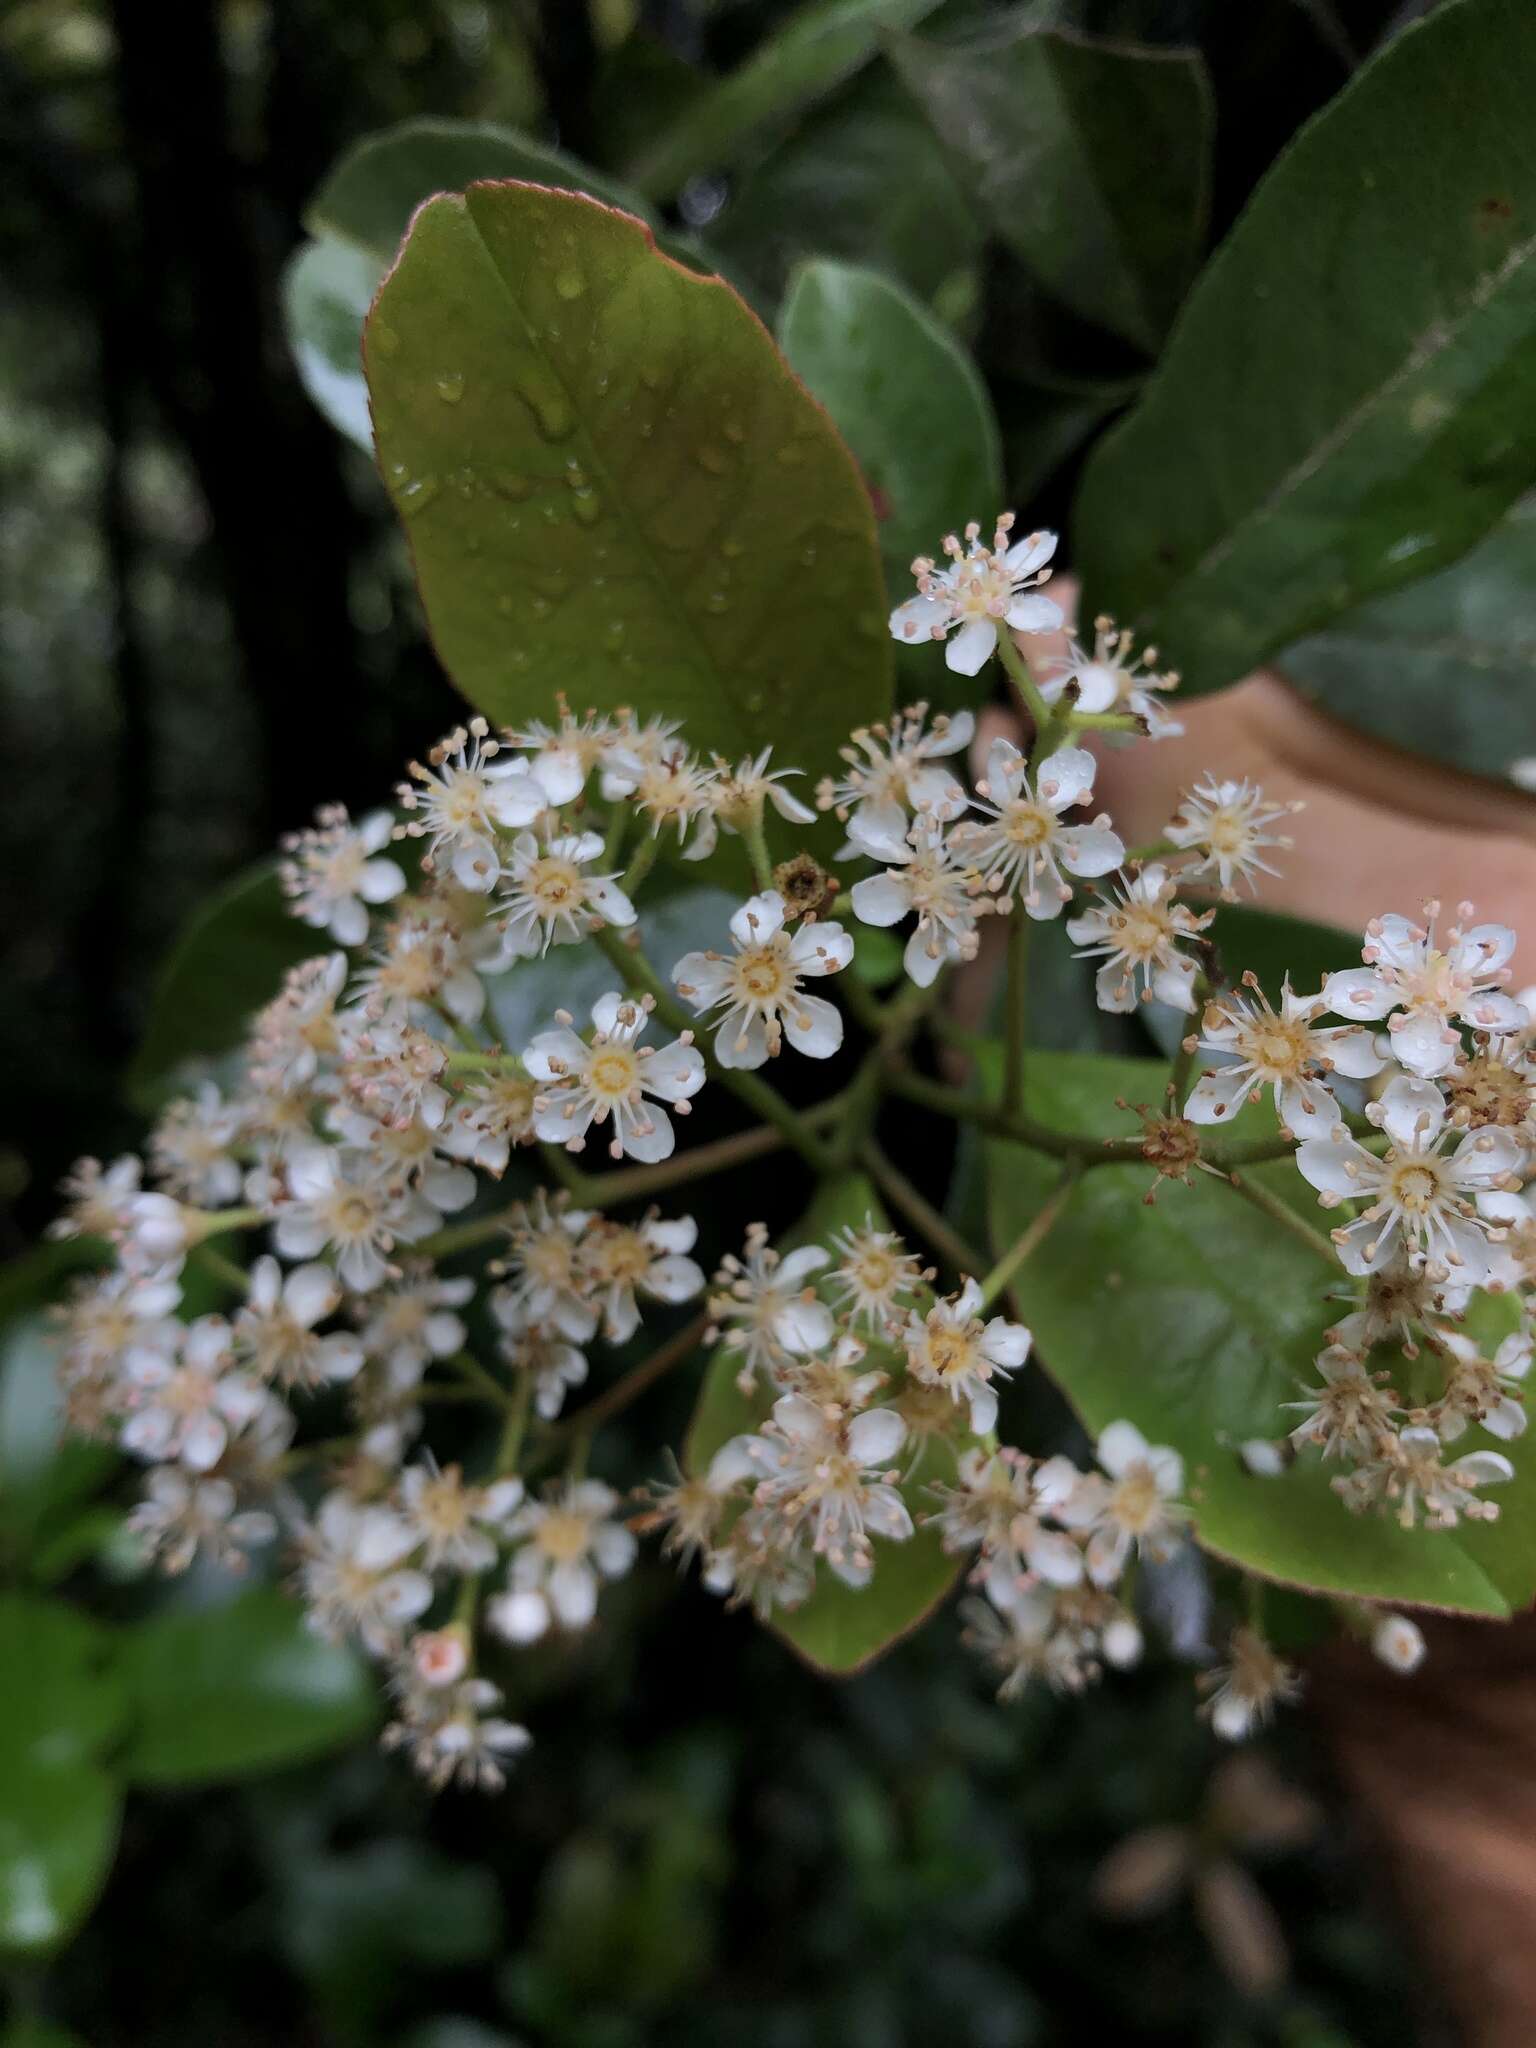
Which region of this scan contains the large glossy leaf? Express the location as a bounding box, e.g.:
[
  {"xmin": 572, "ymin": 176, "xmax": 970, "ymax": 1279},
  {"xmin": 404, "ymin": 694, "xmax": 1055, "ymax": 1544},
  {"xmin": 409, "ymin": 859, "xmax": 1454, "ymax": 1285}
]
[
  {"xmin": 0, "ymin": 1312, "xmax": 114, "ymax": 1554},
  {"xmin": 287, "ymin": 118, "xmax": 659, "ymax": 453},
  {"xmin": 117, "ymin": 1588, "xmax": 375, "ymax": 1785},
  {"xmin": 686, "ymin": 1174, "xmax": 964, "ymax": 1676},
  {"xmin": 893, "ymin": 24, "xmax": 1212, "ymax": 352},
  {"xmin": 984, "ymin": 1048, "xmax": 1531, "ymax": 1615},
  {"xmin": 1075, "ymin": 0, "xmax": 1536, "ymax": 695},
  {"xmin": 1279, "ymin": 494, "xmax": 1536, "ymax": 784},
  {"xmin": 710, "ymin": 67, "xmax": 983, "ymax": 311},
  {"xmin": 623, "ymin": 0, "xmax": 946, "ymax": 202},
  {"xmin": 364, "ymin": 182, "xmax": 891, "ymax": 778},
  {"xmin": 778, "ymin": 259, "xmax": 1003, "ymax": 591},
  {"xmin": 127, "ymin": 862, "xmax": 316, "ymax": 1111},
  {"xmin": 0, "ymin": 1597, "xmax": 125, "ymax": 1955}
]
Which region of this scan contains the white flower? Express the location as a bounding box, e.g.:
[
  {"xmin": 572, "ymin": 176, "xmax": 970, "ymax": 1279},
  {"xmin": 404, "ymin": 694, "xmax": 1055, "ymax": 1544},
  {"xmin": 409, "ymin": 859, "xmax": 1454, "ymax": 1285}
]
[
  {"xmin": 1436, "ymin": 1327, "xmax": 1530, "ymax": 1441},
  {"xmin": 889, "ymin": 517, "xmax": 1061, "ymax": 675},
  {"xmin": 494, "ymin": 830, "xmax": 636, "ymax": 957},
  {"xmin": 816, "ymin": 702, "xmax": 974, "ymax": 855},
  {"xmin": 127, "ymin": 1467, "xmax": 275, "ymax": 1576},
  {"xmin": 1338, "ymin": 1425, "xmax": 1514, "ymax": 1530},
  {"xmin": 397, "ymin": 1458, "xmax": 524, "ymax": 1572},
  {"xmin": 961, "ymin": 1587, "xmax": 1094, "ymax": 1699},
  {"xmin": 273, "ymin": 1144, "xmax": 415, "ymax": 1293},
  {"xmin": 900, "ymin": 1279, "xmax": 1032, "ymax": 1435},
  {"xmin": 490, "ymin": 1296, "xmax": 590, "ymax": 1420},
  {"xmin": 848, "ymin": 817, "xmax": 990, "ymax": 987},
  {"xmin": 1294, "ymin": 1074, "xmax": 1522, "ymax": 1285},
  {"xmin": 120, "ymin": 1315, "xmax": 267, "ymax": 1471},
  {"xmin": 1082, "ymin": 1420, "xmax": 1186, "ymax": 1585},
  {"xmin": 396, "ymin": 718, "xmax": 552, "ymax": 891},
  {"xmin": 1039, "ymin": 617, "xmax": 1182, "ymax": 738},
  {"xmin": 234, "ymin": 1255, "xmax": 363, "ymax": 1389},
  {"xmin": 927, "ymin": 1446, "xmax": 1087, "ymax": 1596},
  {"xmin": 709, "ymin": 1224, "xmax": 835, "ymax": 1388},
  {"xmin": 250, "ymin": 953, "xmax": 348, "ymax": 1091},
  {"xmin": 499, "ymin": 1191, "xmax": 598, "ymax": 1342},
  {"xmin": 599, "ymin": 732, "xmax": 717, "ymax": 847},
  {"xmin": 438, "ymin": 1065, "xmax": 540, "ymax": 1175},
  {"xmin": 115, "ymin": 1191, "xmax": 191, "ymax": 1274},
  {"xmin": 300, "ymin": 1492, "xmax": 432, "ymax": 1654},
  {"xmin": 683, "ymin": 747, "xmax": 817, "ymax": 863},
  {"xmin": 1285, "ymin": 1344, "xmax": 1400, "ymax": 1461},
  {"xmin": 489, "ymin": 1479, "xmax": 637, "ymax": 1641},
  {"xmin": 385, "ymin": 1665, "xmax": 532, "ymax": 1793},
  {"xmin": 731, "ymin": 1393, "xmax": 913, "ymax": 1589},
  {"xmin": 526, "ymin": 991, "xmax": 705, "ymax": 1163},
  {"xmin": 577, "ymin": 1214, "xmax": 705, "ymax": 1344},
  {"xmin": 1164, "ymin": 777, "xmax": 1300, "ymax": 899},
  {"xmin": 827, "ymin": 1218, "xmax": 923, "ymax": 1334},
  {"xmin": 1202, "ymin": 1628, "xmax": 1299, "ymax": 1742},
  {"xmin": 150, "ymin": 1085, "xmax": 246, "ymax": 1206},
  {"xmin": 358, "ymin": 1268, "xmax": 475, "ymax": 1376},
  {"xmin": 351, "ymin": 902, "xmax": 487, "ymax": 1026},
  {"xmin": 1066, "ymin": 864, "xmax": 1210, "ymax": 1013},
  {"xmin": 280, "ymin": 804, "xmax": 407, "ymax": 945},
  {"xmin": 1323, "ymin": 904, "xmax": 1527, "ymax": 1079},
  {"xmin": 51, "ymin": 1154, "xmax": 147, "ymax": 1243},
  {"xmin": 672, "ymin": 891, "xmax": 852, "ymax": 1068},
  {"xmin": 955, "ymin": 740, "xmax": 1124, "ymax": 920},
  {"xmin": 505, "ymin": 706, "xmax": 622, "ymax": 805},
  {"xmin": 1371, "ymin": 1613, "xmax": 1427, "ymax": 1674},
  {"xmin": 1183, "ymin": 977, "xmax": 1383, "ymax": 1136}
]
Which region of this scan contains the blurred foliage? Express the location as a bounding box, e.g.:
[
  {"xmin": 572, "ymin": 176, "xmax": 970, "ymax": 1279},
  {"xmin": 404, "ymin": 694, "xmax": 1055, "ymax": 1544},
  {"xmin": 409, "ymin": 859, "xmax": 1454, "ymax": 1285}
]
[{"xmin": 0, "ymin": 0, "xmax": 1485, "ymax": 2041}]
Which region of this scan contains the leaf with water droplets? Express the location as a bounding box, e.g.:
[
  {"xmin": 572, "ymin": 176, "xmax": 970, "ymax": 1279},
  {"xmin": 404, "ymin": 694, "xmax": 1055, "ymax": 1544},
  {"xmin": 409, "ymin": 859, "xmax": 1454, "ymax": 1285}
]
[
  {"xmin": 365, "ymin": 182, "xmax": 891, "ymax": 793},
  {"xmin": 1075, "ymin": 0, "xmax": 1536, "ymax": 695}
]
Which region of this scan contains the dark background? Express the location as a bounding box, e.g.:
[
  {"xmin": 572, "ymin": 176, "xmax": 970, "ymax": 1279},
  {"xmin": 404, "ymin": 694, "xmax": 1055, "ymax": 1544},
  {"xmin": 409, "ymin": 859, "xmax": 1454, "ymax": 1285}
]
[{"xmin": 0, "ymin": 3, "xmax": 1444, "ymax": 2042}]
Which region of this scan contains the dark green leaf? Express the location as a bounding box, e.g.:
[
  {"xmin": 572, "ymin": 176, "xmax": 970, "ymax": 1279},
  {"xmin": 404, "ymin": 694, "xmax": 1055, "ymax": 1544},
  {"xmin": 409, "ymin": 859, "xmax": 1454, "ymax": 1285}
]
[
  {"xmin": 117, "ymin": 1587, "xmax": 375, "ymax": 1786},
  {"xmin": 0, "ymin": 1595, "xmax": 125, "ymax": 1767},
  {"xmin": 0, "ymin": 1758, "xmax": 120, "ymax": 1957},
  {"xmin": 778, "ymin": 258, "xmax": 1002, "ymax": 592},
  {"xmin": 893, "ymin": 24, "xmax": 1212, "ymax": 352},
  {"xmin": 710, "ymin": 67, "xmax": 983, "ymax": 310},
  {"xmin": 127, "ymin": 863, "xmax": 317, "ymax": 1112},
  {"xmin": 623, "ymin": 0, "xmax": 947, "ymax": 202},
  {"xmin": 985, "ymin": 1047, "xmax": 1530, "ymax": 1615},
  {"xmin": 1076, "ymin": 0, "xmax": 1536, "ymax": 695},
  {"xmin": 1279, "ymin": 494, "xmax": 1536, "ymax": 784},
  {"xmin": 686, "ymin": 1174, "xmax": 964, "ymax": 1676},
  {"xmin": 0, "ymin": 2024, "xmax": 92, "ymax": 2048},
  {"xmin": 283, "ymin": 238, "xmax": 381, "ymax": 453},
  {"xmin": 1205, "ymin": 903, "xmax": 1359, "ymax": 1001},
  {"xmin": 364, "ymin": 182, "xmax": 891, "ymax": 780},
  {"xmin": 0, "ymin": 1312, "xmax": 114, "ymax": 1554}
]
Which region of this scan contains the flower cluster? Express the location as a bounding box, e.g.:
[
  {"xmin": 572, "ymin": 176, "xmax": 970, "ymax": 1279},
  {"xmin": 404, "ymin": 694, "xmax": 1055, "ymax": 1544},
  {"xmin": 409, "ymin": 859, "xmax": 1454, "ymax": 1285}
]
[{"xmin": 40, "ymin": 508, "xmax": 1527, "ymax": 1798}]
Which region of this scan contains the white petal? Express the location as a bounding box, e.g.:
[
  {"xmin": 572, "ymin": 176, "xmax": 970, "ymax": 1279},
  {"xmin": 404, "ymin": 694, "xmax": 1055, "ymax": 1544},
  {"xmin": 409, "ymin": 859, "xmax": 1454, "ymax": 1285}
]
[
  {"xmin": 981, "ymin": 1317, "xmax": 1032, "ymax": 1368},
  {"xmin": 358, "ymin": 857, "xmax": 407, "ymax": 904},
  {"xmin": 1056, "ymin": 823, "xmax": 1124, "ymax": 878},
  {"xmin": 1036, "ymin": 747, "xmax": 1096, "ymax": 812},
  {"xmin": 645, "ymin": 1041, "xmax": 707, "ymax": 1101},
  {"xmin": 788, "ymin": 920, "xmax": 853, "ymax": 975},
  {"xmin": 1388, "ymin": 1011, "xmax": 1458, "ymax": 1078},
  {"xmin": 1185, "ymin": 1066, "xmax": 1254, "ymax": 1126},
  {"xmin": 730, "ymin": 891, "xmax": 786, "ymax": 946},
  {"xmin": 889, "ymin": 593, "xmax": 948, "ymax": 644},
  {"xmin": 783, "ymin": 993, "xmax": 843, "ymax": 1058},
  {"xmin": 547, "ymin": 1562, "xmax": 599, "ymax": 1629},
  {"xmin": 850, "ymin": 871, "xmax": 911, "ymax": 928},
  {"xmin": 1379, "ymin": 1074, "xmax": 1447, "ymax": 1147},
  {"xmin": 586, "ymin": 877, "xmax": 636, "ymax": 927},
  {"xmin": 644, "ymin": 1253, "xmax": 705, "ymax": 1303},
  {"xmin": 1097, "ymin": 1419, "xmax": 1150, "ymax": 1479},
  {"xmin": 1004, "ymin": 594, "xmax": 1063, "ymax": 634},
  {"xmin": 1004, "ymin": 529, "xmax": 1057, "ymax": 576},
  {"xmin": 847, "ymin": 1406, "xmax": 906, "ymax": 1466},
  {"xmin": 1323, "ymin": 967, "xmax": 1397, "ymax": 1021},
  {"xmin": 945, "ymin": 618, "xmax": 997, "ymax": 675}
]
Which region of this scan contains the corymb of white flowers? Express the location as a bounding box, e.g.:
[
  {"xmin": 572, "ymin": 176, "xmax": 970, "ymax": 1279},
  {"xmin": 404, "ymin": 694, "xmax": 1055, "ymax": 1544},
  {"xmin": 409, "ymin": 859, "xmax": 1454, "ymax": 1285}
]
[{"xmin": 47, "ymin": 510, "xmax": 1533, "ymax": 1795}]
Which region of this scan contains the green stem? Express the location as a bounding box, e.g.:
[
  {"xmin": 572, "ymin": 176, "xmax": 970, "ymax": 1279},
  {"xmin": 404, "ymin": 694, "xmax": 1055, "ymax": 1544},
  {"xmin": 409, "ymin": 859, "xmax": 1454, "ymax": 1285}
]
[
  {"xmin": 442, "ymin": 1349, "xmax": 518, "ymax": 1412},
  {"xmin": 1222, "ymin": 1170, "xmax": 1339, "ymax": 1266},
  {"xmin": 860, "ymin": 1138, "xmax": 986, "ymax": 1281},
  {"xmin": 1003, "ymin": 906, "xmax": 1030, "ymax": 1119},
  {"xmin": 1063, "ymin": 710, "xmax": 1142, "ymax": 734},
  {"xmin": 1168, "ymin": 975, "xmax": 1210, "ymax": 1107},
  {"xmin": 189, "ymin": 1244, "xmax": 251, "ymax": 1295},
  {"xmin": 191, "ymin": 1204, "xmax": 265, "ymax": 1241},
  {"xmin": 977, "ymin": 1163, "xmax": 1081, "ymax": 1311},
  {"xmin": 741, "ymin": 807, "xmax": 775, "ymax": 893},
  {"xmin": 620, "ymin": 834, "xmax": 660, "ymax": 896},
  {"xmin": 443, "ymin": 1047, "xmax": 510, "ymax": 1074},
  {"xmin": 1125, "ymin": 839, "xmax": 1176, "ymax": 865},
  {"xmin": 994, "ymin": 624, "xmax": 1054, "ymax": 738},
  {"xmin": 591, "ymin": 923, "xmax": 835, "ymax": 1171}
]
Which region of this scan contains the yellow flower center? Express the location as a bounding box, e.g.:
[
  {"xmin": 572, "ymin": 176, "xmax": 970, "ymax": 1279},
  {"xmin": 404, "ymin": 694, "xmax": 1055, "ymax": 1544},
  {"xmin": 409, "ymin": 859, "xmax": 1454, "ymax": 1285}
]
[{"xmin": 536, "ymin": 1509, "xmax": 594, "ymax": 1563}]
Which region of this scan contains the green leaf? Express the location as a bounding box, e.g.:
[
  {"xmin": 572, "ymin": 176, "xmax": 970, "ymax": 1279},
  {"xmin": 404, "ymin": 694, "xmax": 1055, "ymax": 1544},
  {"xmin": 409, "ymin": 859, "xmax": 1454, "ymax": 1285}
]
[
  {"xmin": 0, "ymin": 1759, "xmax": 120, "ymax": 1957},
  {"xmin": 117, "ymin": 1588, "xmax": 375, "ymax": 1786},
  {"xmin": 1, "ymin": 2024, "xmax": 91, "ymax": 2048},
  {"xmin": 1075, "ymin": 0, "xmax": 1536, "ymax": 696},
  {"xmin": 623, "ymin": 0, "xmax": 946, "ymax": 202},
  {"xmin": 1207, "ymin": 903, "xmax": 1359, "ymax": 1000},
  {"xmin": 1279, "ymin": 494, "xmax": 1536, "ymax": 784},
  {"xmin": 685, "ymin": 1173, "xmax": 964, "ymax": 1676},
  {"xmin": 777, "ymin": 258, "xmax": 1003, "ymax": 591},
  {"xmin": 0, "ymin": 1596, "xmax": 125, "ymax": 1955},
  {"xmin": 126, "ymin": 863, "xmax": 317, "ymax": 1112},
  {"xmin": 286, "ymin": 117, "xmax": 662, "ymax": 453},
  {"xmin": 710, "ymin": 67, "xmax": 984, "ymax": 311},
  {"xmin": 893, "ymin": 24, "xmax": 1212, "ymax": 353},
  {"xmin": 364, "ymin": 181, "xmax": 891, "ymax": 779},
  {"xmin": 984, "ymin": 1047, "xmax": 1530, "ymax": 1616}
]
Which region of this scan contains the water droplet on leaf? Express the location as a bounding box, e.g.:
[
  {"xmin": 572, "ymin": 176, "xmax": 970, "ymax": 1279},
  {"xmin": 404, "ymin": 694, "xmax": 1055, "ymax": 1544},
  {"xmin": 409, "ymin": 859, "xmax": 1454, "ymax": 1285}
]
[
  {"xmin": 435, "ymin": 372, "xmax": 465, "ymax": 404},
  {"xmin": 554, "ymin": 267, "xmax": 585, "ymax": 302}
]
